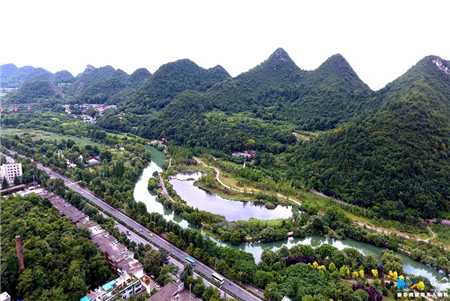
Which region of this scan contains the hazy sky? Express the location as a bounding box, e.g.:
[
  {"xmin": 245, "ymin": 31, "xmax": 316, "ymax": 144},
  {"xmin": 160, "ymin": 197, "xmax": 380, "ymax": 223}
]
[{"xmin": 1, "ymin": 0, "xmax": 449, "ymax": 90}]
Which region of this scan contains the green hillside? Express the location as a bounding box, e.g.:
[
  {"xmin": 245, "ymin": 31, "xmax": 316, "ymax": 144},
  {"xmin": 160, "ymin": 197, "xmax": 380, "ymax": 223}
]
[
  {"xmin": 288, "ymin": 56, "xmax": 450, "ymax": 220},
  {"xmin": 281, "ymin": 54, "xmax": 374, "ymax": 130},
  {"xmin": 5, "ymin": 80, "xmax": 62, "ymax": 103},
  {"xmin": 127, "ymin": 68, "xmax": 152, "ymax": 87},
  {"xmin": 76, "ymin": 69, "xmax": 129, "ymax": 103},
  {"xmin": 126, "ymin": 59, "xmax": 230, "ymax": 113},
  {"xmin": 1, "ymin": 64, "xmax": 51, "ymax": 88},
  {"xmin": 205, "ymin": 48, "xmax": 303, "ymax": 112},
  {"xmin": 70, "ymin": 65, "xmax": 118, "ymax": 95}
]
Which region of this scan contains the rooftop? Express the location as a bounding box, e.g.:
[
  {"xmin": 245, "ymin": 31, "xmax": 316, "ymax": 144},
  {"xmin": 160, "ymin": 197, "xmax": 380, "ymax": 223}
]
[
  {"xmin": 77, "ymin": 219, "xmax": 106, "ymax": 238},
  {"xmin": 92, "ymin": 232, "xmax": 134, "ymax": 263},
  {"xmin": 87, "ymin": 287, "xmax": 106, "ymax": 300},
  {"xmin": 0, "ymin": 292, "xmax": 11, "ymax": 301},
  {"xmin": 117, "ymin": 257, "xmax": 144, "ymax": 278},
  {"xmin": 49, "ymin": 195, "xmax": 88, "ymax": 224},
  {"xmin": 149, "ymin": 282, "xmax": 177, "ymax": 301},
  {"xmin": 102, "ymin": 280, "xmax": 117, "ymax": 292}
]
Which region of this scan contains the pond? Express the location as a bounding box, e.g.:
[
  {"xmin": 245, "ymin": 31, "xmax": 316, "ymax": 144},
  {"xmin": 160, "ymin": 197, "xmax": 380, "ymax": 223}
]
[{"xmin": 169, "ymin": 171, "xmax": 293, "ymax": 221}]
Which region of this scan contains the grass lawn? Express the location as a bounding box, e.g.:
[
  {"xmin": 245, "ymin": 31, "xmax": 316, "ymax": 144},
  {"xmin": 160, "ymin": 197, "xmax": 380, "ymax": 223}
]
[{"xmin": 1, "ymin": 128, "xmax": 103, "ymax": 147}]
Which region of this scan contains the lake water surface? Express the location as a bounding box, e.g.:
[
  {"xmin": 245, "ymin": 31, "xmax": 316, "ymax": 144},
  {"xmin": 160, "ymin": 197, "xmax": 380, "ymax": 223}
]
[{"xmin": 169, "ymin": 171, "xmax": 293, "ymax": 221}]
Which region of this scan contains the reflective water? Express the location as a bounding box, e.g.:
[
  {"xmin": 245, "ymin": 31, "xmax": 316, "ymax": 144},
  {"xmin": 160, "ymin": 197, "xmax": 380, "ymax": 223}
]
[
  {"xmin": 133, "ymin": 146, "xmax": 189, "ymax": 228},
  {"xmin": 133, "ymin": 149, "xmax": 449, "ymax": 290},
  {"xmin": 169, "ymin": 172, "xmax": 293, "ymax": 221}
]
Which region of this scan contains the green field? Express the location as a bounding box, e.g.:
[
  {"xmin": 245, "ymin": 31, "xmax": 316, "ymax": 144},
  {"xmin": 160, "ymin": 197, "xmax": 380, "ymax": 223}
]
[{"xmin": 1, "ymin": 128, "xmax": 102, "ymax": 147}]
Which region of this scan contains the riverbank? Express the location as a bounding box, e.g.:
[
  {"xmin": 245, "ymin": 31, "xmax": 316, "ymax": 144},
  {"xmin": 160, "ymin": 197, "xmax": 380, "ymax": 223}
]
[
  {"xmin": 161, "ymin": 153, "xmax": 449, "ymax": 277},
  {"xmin": 194, "ymin": 155, "xmax": 450, "ymax": 248},
  {"xmin": 167, "ymin": 163, "xmax": 292, "ymax": 208}
]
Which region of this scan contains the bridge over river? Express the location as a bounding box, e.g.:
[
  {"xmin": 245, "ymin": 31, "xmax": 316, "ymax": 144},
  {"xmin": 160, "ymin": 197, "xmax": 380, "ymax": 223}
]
[{"xmin": 0, "ymin": 103, "xmax": 41, "ymax": 112}]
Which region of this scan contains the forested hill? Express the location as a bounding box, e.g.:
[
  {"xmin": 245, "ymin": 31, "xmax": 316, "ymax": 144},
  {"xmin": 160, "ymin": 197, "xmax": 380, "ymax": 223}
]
[
  {"xmin": 132, "ymin": 49, "xmax": 375, "ymax": 147},
  {"xmin": 3, "ymin": 64, "xmax": 151, "ymax": 104},
  {"xmin": 128, "ymin": 68, "xmax": 152, "ymax": 87},
  {"xmin": 288, "ymin": 55, "xmax": 450, "ymax": 220},
  {"xmin": 200, "ymin": 49, "xmax": 374, "ymax": 131},
  {"xmin": 5, "ymin": 80, "xmax": 64, "ymax": 103},
  {"xmin": 71, "ymin": 65, "xmax": 125, "ymax": 95},
  {"xmin": 124, "ymin": 59, "xmax": 231, "ymax": 113},
  {"xmin": 205, "ymin": 48, "xmax": 304, "ymax": 112},
  {"xmin": 0, "ymin": 64, "xmax": 52, "ymax": 88},
  {"xmin": 279, "ymin": 54, "xmax": 374, "ymax": 130}
]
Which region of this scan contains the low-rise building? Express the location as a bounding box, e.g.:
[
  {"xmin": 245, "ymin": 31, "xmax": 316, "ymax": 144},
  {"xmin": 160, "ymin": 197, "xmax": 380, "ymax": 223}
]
[
  {"xmin": 231, "ymin": 150, "xmax": 256, "ymax": 161},
  {"xmin": 82, "ymin": 273, "xmax": 143, "ymax": 301},
  {"xmin": 39, "ymin": 191, "xmax": 145, "ymax": 301},
  {"xmin": 87, "ymin": 155, "xmax": 101, "ymax": 165}
]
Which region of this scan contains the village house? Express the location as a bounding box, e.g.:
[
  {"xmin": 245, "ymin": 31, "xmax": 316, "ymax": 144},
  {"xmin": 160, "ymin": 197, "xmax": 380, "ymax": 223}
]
[
  {"xmin": 87, "ymin": 155, "xmax": 101, "ymax": 165},
  {"xmin": 231, "ymin": 150, "xmax": 256, "ymax": 161}
]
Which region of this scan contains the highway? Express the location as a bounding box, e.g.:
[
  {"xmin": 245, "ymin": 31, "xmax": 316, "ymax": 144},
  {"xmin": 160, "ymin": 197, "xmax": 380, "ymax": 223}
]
[
  {"xmin": 9, "ymin": 149, "xmax": 261, "ymax": 301},
  {"xmin": 112, "ymin": 220, "xmax": 228, "ymax": 298}
]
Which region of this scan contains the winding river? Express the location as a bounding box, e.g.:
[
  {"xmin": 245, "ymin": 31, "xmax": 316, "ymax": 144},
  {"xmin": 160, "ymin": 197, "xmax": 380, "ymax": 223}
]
[{"xmin": 134, "ymin": 147, "xmax": 449, "ymax": 290}]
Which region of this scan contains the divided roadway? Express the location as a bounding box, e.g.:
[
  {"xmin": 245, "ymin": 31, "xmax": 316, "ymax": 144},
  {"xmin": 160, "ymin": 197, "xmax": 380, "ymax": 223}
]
[{"xmin": 8, "ymin": 149, "xmax": 262, "ymax": 301}]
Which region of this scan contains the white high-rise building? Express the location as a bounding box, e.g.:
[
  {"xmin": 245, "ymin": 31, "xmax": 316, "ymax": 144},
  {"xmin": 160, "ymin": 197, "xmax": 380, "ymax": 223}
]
[{"xmin": 0, "ymin": 162, "xmax": 22, "ymax": 185}]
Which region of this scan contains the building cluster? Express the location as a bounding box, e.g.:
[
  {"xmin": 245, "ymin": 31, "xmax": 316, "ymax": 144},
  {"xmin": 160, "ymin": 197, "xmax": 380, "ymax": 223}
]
[
  {"xmin": 38, "ymin": 191, "xmax": 145, "ymax": 301},
  {"xmin": 0, "ymin": 161, "xmax": 22, "ymax": 186},
  {"xmin": 63, "ymin": 104, "xmax": 117, "ymax": 124}
]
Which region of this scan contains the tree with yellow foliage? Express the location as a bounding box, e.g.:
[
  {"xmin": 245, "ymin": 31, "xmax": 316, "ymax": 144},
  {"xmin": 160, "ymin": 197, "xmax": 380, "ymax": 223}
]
[
  {"xmin": 359, "ymin": 270, "xmax": 364, "ymax": 278},
  {"xmin": 371, "ymin": 269, "xmax": 378, "ymax": 277},
  {"xmin": 416, "ymin": 281, "xmax": 425, "ymax": 291},
  {"xmin": 393, "ymin": 271, "xmax": 398, "ymax": 281},
  {"xmin": 313, "ymin": 261, "xmax": 318, "ymax": 269},
  {"xmin": 318, "ymin": 265, "xmax": 326, "ymax": 272},
  {"xmin": 329, "ymin": 262, "xmax": 336, "ymax": 272},
  {"xmin": 339, "ymin": 265, "xmax": 349, "ymax": 278},
  {"xmin": 352, "ymin": 271, "xmax": 359, "ymax": 279}
]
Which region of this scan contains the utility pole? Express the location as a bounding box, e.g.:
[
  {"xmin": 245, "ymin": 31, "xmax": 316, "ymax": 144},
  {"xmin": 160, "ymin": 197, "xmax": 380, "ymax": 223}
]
[{"xmin": 189, "ymin": 283, "xmax": 192, "ymax": 301}]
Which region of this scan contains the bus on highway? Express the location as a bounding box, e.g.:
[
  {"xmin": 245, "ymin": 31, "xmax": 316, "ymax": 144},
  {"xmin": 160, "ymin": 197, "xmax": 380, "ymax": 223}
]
[
  {"xmin": 186, "ymin": 256, "xmax": 196, "ymax": 266},
  {"xmin": 212, "ymin": 272, "xmax": 224, "ymax": 285}
]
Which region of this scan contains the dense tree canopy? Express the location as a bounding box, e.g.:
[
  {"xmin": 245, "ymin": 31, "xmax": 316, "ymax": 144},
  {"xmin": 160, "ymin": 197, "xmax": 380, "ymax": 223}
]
[
  {"xmin": 288, "ymin": 56, "xmax": 450, "ymax": 219},
  {"xmin": 1, "ymin": 194, "xmax": 113, "ymax": 300}
]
